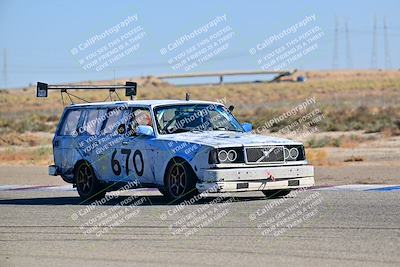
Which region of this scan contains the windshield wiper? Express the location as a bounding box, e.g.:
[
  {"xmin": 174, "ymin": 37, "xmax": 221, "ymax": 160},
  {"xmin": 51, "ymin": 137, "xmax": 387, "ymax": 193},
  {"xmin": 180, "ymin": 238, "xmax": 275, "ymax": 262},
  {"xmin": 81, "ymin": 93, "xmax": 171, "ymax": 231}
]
[
  {"xmin": 190, "ymin": 128, "xmax": 204, "ymax": 132},
  {"xmin": 212, "ymin": 126, "xmax": 242, "ymax": 132},
  {"xmin": 169, "ymin": 128, "xmax": 191, "ymax": 134},
  {"xmin": 213, "ymin": 126, "xmax": 231, "ymax": 131}
]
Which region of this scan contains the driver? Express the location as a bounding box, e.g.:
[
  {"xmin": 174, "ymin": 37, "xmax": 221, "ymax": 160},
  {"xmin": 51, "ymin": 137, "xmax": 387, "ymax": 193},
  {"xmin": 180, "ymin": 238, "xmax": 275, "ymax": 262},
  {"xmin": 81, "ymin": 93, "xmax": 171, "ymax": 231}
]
[{"xmin": 135, "ymin": 111, "xmax": 152, "ymax": 126}]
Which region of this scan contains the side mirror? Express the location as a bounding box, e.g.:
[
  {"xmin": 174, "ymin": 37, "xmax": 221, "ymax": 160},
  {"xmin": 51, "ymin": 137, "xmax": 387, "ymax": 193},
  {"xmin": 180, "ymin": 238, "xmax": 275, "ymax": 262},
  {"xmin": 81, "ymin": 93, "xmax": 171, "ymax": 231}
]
[
  {"xmin": 117, "ymin": 124, "xmax": 126, "ymax": 134},
  {"xmin": 241, "ymin": 123, "xmax": 253, "ymax": 133},
  {"xmin": 228, "ymin": 105, "xmax": 235, "ymax": 112},
  {"xmin": 136, "ymin": 125, "xmax": 154, "ymax": 137}
]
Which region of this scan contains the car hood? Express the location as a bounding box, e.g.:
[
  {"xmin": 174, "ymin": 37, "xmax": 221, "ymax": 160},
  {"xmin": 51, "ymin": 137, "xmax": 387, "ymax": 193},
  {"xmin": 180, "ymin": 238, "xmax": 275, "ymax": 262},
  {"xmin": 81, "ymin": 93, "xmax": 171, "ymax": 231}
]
[{"xmin": 157, "ymin": 131, "xmax": 302, "ymax": 148}]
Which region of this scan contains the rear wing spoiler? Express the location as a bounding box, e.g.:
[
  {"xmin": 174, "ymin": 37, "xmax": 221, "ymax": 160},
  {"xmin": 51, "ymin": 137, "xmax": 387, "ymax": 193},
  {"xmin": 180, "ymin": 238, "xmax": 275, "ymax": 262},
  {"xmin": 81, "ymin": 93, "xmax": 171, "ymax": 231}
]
[{"xmin": 36, "ymin": 81, "xmax": 137, "ymax": 100}]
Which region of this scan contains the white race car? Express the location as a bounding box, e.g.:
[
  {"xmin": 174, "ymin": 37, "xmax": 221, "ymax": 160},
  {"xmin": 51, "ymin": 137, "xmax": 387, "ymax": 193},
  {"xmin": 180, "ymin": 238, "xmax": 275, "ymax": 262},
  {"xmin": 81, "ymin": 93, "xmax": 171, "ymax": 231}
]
[{"xmin": 41, "ymin": 82, "xmax": 314, "ymax": 201}]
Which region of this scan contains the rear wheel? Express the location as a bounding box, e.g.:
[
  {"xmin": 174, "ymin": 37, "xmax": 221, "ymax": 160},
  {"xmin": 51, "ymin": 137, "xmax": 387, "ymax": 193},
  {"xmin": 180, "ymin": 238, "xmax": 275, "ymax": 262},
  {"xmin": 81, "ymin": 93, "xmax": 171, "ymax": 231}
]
[
  {"xmin": 75, "ymin": 162, "xmax": 105, "ymax": 201},
  {"xmin": 163, "ymin": 159, "xmax": 198, "ymax": 203},
  {"xmin": 262, "ymin": 189, "xmax": 291, "ymax": 199}
]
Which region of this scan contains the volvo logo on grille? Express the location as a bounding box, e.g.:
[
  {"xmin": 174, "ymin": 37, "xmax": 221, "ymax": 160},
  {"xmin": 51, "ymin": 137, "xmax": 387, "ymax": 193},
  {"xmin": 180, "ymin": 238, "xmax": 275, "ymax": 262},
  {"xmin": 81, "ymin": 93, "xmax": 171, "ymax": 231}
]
[
  {"xmin": 257, "ymin": 147, "xmax": 276, "ymax": 162},
  {"xmin": 262, "ymin": 147, "xmax": 274, "ymax": 157}
]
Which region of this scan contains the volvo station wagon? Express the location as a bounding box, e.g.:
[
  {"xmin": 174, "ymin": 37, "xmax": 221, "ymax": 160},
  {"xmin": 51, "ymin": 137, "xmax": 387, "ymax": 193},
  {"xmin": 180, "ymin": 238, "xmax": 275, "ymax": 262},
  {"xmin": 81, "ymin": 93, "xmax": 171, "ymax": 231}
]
[{"xmin": 47, "ymin": 98, "xmax": 315, "ymax": 201}]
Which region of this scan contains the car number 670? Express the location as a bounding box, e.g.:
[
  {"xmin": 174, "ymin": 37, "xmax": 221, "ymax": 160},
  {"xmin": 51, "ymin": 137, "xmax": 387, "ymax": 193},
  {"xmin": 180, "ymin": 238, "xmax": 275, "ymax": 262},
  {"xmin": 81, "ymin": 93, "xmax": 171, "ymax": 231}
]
[{"xmin": 111, "ymin": 149, "xmax": 144, "ymax": 177}]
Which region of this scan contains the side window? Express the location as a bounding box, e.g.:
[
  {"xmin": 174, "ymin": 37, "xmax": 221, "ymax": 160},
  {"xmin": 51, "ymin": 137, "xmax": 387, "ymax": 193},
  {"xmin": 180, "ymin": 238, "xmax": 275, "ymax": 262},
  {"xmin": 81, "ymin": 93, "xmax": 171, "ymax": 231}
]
[
  {"xmin": 59, "ymin": 109, "xmax": 81, "ymax": 136},
  {"xmin": 134, "ymin": 108, "xmax": 152, "ymax": 126},
  {"xmin": 80, "ymin": 109, "xmax": 107, "ymax": 136},
  {"xmin": 128, "ymin": 108, "xmax": 152, "ymax": 135}
]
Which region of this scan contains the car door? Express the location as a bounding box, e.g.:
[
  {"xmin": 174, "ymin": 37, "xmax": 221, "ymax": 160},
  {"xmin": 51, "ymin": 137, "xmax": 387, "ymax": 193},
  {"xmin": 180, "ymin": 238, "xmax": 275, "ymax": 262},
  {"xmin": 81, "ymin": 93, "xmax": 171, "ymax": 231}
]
[
  {"xmin": 117, "ymin": 106, "xmax": 156, "ymax": 185},
  {"xmin": 92, "ymin": 105, "xmax": 156, "ymax": 185}
]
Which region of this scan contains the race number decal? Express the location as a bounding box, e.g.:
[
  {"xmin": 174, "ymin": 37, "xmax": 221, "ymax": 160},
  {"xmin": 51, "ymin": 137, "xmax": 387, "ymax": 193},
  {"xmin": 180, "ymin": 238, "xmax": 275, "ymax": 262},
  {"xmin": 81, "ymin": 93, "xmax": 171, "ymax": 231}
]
[
  {"xmin": 111, "ymin": 150, "xmax": 122, "ymax": 176},
  {"xmin": 121, "ymin": 149, "xmax": 131, "ymax": 175},
  {"xmin": 133, "ymin": 150, "xmax": 144, "ymax": 176},
  {"xmin": 110, "ymin": 149, "xmax": 142, "ymax": 177}
]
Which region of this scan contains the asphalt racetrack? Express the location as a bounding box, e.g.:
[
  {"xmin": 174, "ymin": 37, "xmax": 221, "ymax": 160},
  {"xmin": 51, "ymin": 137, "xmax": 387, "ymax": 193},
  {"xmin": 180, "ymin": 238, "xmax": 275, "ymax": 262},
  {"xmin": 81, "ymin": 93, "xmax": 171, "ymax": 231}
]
[{"xmin": 1, "ymin": 187, "xmax": 399, "ymax": 267}]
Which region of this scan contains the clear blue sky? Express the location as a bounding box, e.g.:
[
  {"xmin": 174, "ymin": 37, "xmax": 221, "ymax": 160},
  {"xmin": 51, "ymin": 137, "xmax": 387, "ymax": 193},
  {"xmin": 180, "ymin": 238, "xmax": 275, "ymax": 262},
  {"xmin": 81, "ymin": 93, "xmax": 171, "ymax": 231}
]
[{"xmin": 0, "ymin": 0, "xmax": 399, "ymax": 88}]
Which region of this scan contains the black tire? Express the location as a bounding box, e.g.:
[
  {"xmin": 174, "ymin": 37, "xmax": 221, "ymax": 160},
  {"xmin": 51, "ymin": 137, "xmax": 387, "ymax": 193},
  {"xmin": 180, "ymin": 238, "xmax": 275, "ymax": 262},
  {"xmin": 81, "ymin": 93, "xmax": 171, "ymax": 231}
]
[
  {"xmin": 75, "ymin": 161, "xmax": 106, "ymax": 201},
  {"xmin": 163, "ymin": 159, "xmax": 198, "ymax": 203},
  {"xmin": 262, "ymin": 189, "xmax": 291, "ymax": 199}
]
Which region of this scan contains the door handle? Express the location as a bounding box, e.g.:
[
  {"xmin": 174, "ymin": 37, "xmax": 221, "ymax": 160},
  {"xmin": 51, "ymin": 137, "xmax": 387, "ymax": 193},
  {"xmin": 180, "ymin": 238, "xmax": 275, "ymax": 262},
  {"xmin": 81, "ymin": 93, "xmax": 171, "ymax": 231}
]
[{"xmin": 122, "ymin": 141, "xmax": 128, "ymax": 145}]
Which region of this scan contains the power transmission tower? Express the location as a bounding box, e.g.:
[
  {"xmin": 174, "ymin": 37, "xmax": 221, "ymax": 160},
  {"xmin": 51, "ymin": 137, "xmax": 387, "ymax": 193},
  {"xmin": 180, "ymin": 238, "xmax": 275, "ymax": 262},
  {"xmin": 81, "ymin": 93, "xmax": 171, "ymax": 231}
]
[
  {"xmin": 332, "ymin": 16, "xmax": 339, "ymax": 69},
  {"xmin": 383, "ymin": 17, "xmax": 392, "ymax": 69},
  {"xmin": 371, "ymin": 16, "xmax": 378, "ymax": 69},
  {"xmin": 2, "ymin": 48, "xmax": 7, "ymax": 89},
  {"xmin": 345, "ymin": 18, "xmax": 353, "ymax": 69}
]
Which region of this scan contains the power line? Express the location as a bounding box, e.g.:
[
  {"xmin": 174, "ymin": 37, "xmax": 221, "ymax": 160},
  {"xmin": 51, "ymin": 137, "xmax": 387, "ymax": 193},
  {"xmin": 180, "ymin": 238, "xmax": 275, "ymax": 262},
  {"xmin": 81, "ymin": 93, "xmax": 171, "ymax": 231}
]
[
  {"xmin": 371, "ymin": 16, "xmax": 378, "ymax": 69},
  {"xmin": 332, "ymin": 16, "xmax": 339, "ymax": 69},
  {"xmin": 2, "ymin": 48, "xmax": 7, "ymax": 88},
  {"xmin": 345, "ymin": 18, "xmax": 353, "ymax": 69}
]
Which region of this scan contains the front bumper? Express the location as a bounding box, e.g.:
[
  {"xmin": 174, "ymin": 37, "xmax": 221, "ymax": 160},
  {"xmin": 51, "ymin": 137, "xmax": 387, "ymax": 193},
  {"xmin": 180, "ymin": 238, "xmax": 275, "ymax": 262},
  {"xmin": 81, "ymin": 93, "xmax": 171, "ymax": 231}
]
[{"xmin": 196, "ymin": 165, "xmax": 314, "ymax": 193}]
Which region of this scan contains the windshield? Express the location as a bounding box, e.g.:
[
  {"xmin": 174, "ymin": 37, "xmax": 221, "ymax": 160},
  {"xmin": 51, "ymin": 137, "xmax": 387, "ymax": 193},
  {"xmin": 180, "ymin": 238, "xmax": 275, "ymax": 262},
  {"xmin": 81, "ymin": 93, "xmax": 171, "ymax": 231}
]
[{"xmin": 154, "ymin": 104, "xmax": 243, "ymax": 134}]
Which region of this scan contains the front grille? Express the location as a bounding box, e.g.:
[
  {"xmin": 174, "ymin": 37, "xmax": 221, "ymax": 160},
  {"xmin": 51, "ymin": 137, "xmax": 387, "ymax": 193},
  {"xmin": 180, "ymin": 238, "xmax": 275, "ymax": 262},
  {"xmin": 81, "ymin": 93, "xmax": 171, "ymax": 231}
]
[{"xmin": 245, "ymin": 146, "xmax": 285, "ymax": 164}]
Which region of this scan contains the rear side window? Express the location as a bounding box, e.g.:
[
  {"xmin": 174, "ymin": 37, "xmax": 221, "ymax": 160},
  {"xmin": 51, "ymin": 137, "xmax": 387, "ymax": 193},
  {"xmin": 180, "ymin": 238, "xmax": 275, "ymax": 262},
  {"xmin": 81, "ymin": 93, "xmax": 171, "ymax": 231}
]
[
  {"xmin": 102, "ymin": 108, "xmax": 124, "ymax": 134},
  {"xmin": 59, "ymin": 109, "xmax": 81, "ymax": 136},
  {"xmin": 80, "ymin": 109, "xmax": 107, "ymax": 136}
]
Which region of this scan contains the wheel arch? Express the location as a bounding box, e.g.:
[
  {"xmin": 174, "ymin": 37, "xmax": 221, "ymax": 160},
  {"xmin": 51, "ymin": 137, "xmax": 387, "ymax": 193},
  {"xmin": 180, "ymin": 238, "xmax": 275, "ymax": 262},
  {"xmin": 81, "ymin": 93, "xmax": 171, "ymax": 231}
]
[{"xmin": 163, "ymin": 156, "xmax": 198, "ymax": 186}]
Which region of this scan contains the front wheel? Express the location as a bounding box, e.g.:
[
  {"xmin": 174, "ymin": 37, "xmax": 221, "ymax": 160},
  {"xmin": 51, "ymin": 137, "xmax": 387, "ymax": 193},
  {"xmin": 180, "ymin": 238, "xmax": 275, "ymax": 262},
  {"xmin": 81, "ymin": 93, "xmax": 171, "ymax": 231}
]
[
  {"xmin": 163, "ymin": 159, "xmax": 198, "ymax": 203},
  {"xmin": 75, "ymin": 162, "xmax": 105, "ymax": 201},
  {"xmin": 262, "ymin": 189, "xmax": 291, "ymax": 199}
]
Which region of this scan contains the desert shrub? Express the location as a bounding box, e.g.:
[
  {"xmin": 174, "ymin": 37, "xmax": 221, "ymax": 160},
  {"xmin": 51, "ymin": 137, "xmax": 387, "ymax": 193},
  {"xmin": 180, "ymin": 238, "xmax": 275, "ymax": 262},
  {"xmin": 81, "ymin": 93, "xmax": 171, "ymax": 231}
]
[
  {"xmin": 0, "ymin": 114, "xmax": 54, "ymax": 133},
  {"xmin": 306, "ymin": 136, "xmax": 341, "ymax": 148},
  {"xmin": 245, "ymin": 105, "xmax": 400, "ymax": 134}
]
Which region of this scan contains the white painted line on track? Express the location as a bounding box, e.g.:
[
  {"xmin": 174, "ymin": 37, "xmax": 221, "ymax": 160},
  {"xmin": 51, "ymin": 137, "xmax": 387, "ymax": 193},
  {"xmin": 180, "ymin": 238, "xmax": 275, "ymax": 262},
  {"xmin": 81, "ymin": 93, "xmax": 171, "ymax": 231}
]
[
  {"xmin": 311, "ymin": 184, "xmax": 400, "ymax": 192},
  {"xmin": 1, "ymin": 184, "xmax": 400, "ymax": 192}
]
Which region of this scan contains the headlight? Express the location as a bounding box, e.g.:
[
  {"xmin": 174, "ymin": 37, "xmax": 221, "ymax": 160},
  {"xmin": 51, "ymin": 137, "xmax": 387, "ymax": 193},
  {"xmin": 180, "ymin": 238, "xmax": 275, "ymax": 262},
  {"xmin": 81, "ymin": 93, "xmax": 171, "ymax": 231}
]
[
  {"xmin": 218, "ymin": 150, "xmax": 228, "ymax": 162},
  {"xmin": 227, "ymin": 150, "xmax": 237, "ymax": 161},
  {"xmin": 218, "ymin": 149, "xmax": 238, "ymax": 162},
  {"xmin": 284, "ymin": 145, "xmax": 305, "ymax": 161},
  {"xmin": 209, "ymin": 147, "xmax": 244, "ymax": 164}
]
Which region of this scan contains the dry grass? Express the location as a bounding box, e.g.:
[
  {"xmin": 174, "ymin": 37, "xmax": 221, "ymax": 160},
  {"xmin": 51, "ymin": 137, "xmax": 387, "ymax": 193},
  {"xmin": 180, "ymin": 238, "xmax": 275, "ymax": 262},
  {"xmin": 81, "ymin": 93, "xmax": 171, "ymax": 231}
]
[
  {"xmin": 0, "ymin": 70, "xmax": 399, "ymax": 165},
  {"xmin": 0, "ymin": 146, "xmax": 53, "ymax": 165},
  {"xmin": 306, "ymin": 149, "xmax": 329, "ymax": 166},
  {"xmin": 0, "ymin": 133, "xmax": 46, "ymax": 146},
  {"xmin": 305, "ymin": 133, "xmax": 378, "ymax": 149},
  {"xmin": 1, "ymin": 70, "xmax": 400, "ymax": 115}
]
